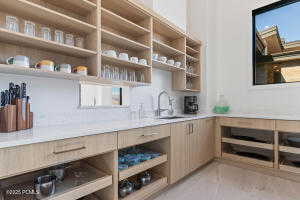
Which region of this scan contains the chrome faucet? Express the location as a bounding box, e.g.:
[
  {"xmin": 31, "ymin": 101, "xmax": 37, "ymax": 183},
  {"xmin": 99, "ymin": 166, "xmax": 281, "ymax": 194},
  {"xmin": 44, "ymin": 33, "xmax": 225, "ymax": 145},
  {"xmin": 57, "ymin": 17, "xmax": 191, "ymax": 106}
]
[{"xmin": 157, "ymin": 91, "xmax": 174, "ymax": 117}]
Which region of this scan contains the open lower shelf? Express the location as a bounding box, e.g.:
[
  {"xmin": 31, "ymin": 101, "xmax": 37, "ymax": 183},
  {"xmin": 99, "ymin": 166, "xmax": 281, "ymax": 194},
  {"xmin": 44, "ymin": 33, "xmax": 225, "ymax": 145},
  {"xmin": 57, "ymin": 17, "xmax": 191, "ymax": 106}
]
[
  {"xmin": 152, "ymin": 60, "xmax": 184, "ymax": 72},
  {"xmin": 186, "ymin": 55, "xmax": 199, "ymax": 63},
  {"xmin": 101, "ymin": 29, "xmax": 150, "ymax": 51},
  {"xmin": 222, "ymin": 137, "xmax": 274, "ymax": 150},
  {"xmin": 119, "ymin": 154, "xmax": 167, "ymax": 181},
  {"xmin": 102, "ymin": 54, "xmax": 151, "ymax": 69},
  {"xmin": 121, "ymin": 174, "xmax": 168, "ymax": 200},
  {"xmin": 0, "ymin": 0, "xmax": 97, "ymax": 34},
  {"xmin": 153, "ymin": 40, "xmax": 185, "ymax": 57},
  {"xmin": 101, "ymin": 8, "xmax": 150, "ymax": 37},
  {"xmin": 0, "ymin": 28, "xmax": 97, "ymax": 58},
  {"xmin": 3, "ymin": 163, "xmax": 112, "ymax": 200},
  {"xmin": 222, "ymin": 152, "xmax": 274, "ymax": 168},
  {"xmin": 279, "ymin": 145, "xmax": 300, "ymax": 154}
]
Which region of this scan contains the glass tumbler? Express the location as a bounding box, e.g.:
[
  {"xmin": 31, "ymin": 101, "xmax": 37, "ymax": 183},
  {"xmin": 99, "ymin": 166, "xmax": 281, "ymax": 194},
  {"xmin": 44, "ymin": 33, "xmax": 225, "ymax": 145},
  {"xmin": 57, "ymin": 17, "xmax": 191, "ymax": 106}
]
[
  {"xmin": 75, "ymin": 37, "xmax": 84, "ymax": 48},
  {"xmin": 6, "ymin": 16, "xmax": 19, "ymax": 32},
  {"xmin": 65, "ymin": 34, "xmax": 75, "ymax": 46},
  {"xmin": 54, "ymin": 30, "xmax": 64, "ymax": 44},
  {"xmin": 24, "ymin": 21, "xmax": 35, "ymax": 36},
  {"xmin": 41, "ymin": 27, "xmax": 51, "ymax": 41}
]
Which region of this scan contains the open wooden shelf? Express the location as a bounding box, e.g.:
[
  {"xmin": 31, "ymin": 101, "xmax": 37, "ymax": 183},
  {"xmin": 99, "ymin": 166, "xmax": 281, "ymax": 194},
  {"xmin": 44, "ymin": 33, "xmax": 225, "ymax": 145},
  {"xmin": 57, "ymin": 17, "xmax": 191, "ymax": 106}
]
[
  {"xmin": 280, "ymin": 164, "xmax": 300, "ymax": 174},
  {"xmin": 222, "ymin": 152, "xmax": 274, "ymax": 168},
  {"xmin": 49, "ymin": 0, "xmax": 97, "ymax": 16},
  {"xmin": 222, "ymin": 137, "xmax": 274, "ymax": 150},
  {"xmin": 0, "ymin": 64, "xmax": 149, "ymax": 87},
  {"xmin": 186, "ymin": 46, "xmax": 199, "ymax": 55},
  {"xmin": 186, "ymin": 72, "xmax": 200, "ymax": 78},
  {"xmin": 3, "ymin": 163, "xmax": 112, "ymax": 200},
  {"xmin": 279, "ymin": 145, "xmax": 300, "ymax": 154},
  {"xmin": 119, "ymin": 154, "xmax": 167, "ymax": 181},
  {"xmin": 152, "ymin": 60, "xmax": 184, "ymax": 72},
  {"xmin": 183, "ymin": 88, "xmax": 201, "ymax": 92},
  {"xmin": 101, "ymin": 8, "xmax": 150, "ymax": 37},
  {"xmin": 121, "ymin": 174, "xmax": 168, "ymax": 200},
  {"xmin": 102, "ymin": 54, "xmax": 151, "ymax": 69},
  {"xmin": 102, "ymin": 29, "xmax": 150, "ymax": 51},
  {"xmin": 0, "ymin": 0, "xmax": 97, "ymax": 34},
  {"xmin": 186, "ymin": 55, "xmax": 199, "ymax": 63},
  {"xmin": 0, "ymin": 28, "xmax": 97, "ymax": 58},
  {"xmin": 153, "ymin": 40, "xmax": 185, "ymax": 57}
]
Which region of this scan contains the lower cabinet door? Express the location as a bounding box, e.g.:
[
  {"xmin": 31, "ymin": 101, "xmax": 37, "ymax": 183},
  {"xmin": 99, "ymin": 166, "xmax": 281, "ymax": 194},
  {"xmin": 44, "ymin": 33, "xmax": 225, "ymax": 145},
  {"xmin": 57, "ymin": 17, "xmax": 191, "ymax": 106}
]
[
  {"xmin": 170, "ymin": 122, "xmax": 189, "ymax": 184},
  {"xmin": 199, "ymin": 118, "xmax": 215, "ymax": 166},
  {"xmin": 188, "ymin": 120, "xmax": 202, "ymax": 172}
]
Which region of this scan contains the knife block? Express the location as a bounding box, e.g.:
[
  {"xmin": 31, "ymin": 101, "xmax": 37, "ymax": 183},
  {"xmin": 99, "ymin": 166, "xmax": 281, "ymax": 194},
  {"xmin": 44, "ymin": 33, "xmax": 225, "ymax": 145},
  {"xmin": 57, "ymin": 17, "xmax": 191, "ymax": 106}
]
[
  {"xmin": 14, "ymin": 99, "xmax": 27, "ymax": 131},
  {"xmin": 0, "ymin": 105, "xmax": 17, "ymax": 133}
]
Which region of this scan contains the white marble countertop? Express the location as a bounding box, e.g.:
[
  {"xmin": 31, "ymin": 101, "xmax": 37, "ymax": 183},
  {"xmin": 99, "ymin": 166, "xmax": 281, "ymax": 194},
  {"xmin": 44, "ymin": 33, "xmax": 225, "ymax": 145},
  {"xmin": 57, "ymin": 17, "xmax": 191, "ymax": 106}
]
[
  {"xmin": 1, "ymin": 112, "xmax": 300, "ymax": 149},
  {"xmin": 0, "ymin": 114, "xmax": 214, "ymax": 149}
]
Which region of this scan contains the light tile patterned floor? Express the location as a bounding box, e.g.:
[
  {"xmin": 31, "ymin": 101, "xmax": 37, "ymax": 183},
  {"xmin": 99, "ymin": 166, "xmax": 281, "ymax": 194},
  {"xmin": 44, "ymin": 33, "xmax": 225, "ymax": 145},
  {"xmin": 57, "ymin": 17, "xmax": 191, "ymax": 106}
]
[{"xmin": 153, "ymin": 162, "xmax": 300, "ymax": 200}]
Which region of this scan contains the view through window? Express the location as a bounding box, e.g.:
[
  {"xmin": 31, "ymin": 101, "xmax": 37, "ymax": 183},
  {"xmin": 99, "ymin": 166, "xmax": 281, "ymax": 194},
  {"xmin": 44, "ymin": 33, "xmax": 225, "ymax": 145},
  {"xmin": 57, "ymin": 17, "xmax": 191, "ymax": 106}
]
[{"xmin": 253, "ymin": 0, "xmax": 300, "ymax": 85}]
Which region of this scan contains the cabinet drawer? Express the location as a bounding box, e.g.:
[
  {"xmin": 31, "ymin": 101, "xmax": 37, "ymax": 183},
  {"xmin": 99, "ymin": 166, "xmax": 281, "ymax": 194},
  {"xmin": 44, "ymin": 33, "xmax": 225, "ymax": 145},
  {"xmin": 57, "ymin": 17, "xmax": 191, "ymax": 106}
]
[
  {"xmin": 0, "ymin": 132, "xmax": 117, "ymax": 179},
  {"xmin": 276, "ymin": 120, "xmax": 300, "ymax": 133},
  {"xmin": 219, "ymin": 117, "xmax": 275, "ymax": 130},
  {"xmin": 118, "ymin": 125, "xmax": 171, "ymax": 149}
]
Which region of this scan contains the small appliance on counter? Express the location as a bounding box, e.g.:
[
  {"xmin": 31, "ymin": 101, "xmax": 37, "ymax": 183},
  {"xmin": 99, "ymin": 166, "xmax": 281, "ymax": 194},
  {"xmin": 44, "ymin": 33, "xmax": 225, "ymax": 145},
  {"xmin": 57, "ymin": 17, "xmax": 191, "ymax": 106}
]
[
  {"xmin": 184, "ymin": 96, "xmax": 199, "ymax": 114},
  {"xmin": 0, "ymin": 82, "xmax": 33, "ymax": 132}
]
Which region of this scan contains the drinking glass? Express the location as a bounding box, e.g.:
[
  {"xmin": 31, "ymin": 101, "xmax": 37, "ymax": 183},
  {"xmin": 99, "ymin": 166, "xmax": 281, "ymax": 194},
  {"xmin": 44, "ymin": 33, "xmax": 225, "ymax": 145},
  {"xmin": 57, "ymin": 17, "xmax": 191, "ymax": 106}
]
[
  {"xmin": 129, "ymin": 70, "xmax": 136, "ymax": 82},
  {"xmin": 120, "ymin": 68, "xmax": 128, "ymax": 81},
  {"xmin": 75, "ymin": 37, "xmax": 84, "ymax": 48},
  {"xmin": 24, "ymin": 21, "xmax": 35, "ymax": 36},
  {"xmin": 6, "ymin": 16, "xmax": 19, "ymax": 32},
  {"xmin": 113, "ymin": 67, "xmax": 120, "ymax": 80},
  {"xmin": 40, "ymin": 27, "xmax": 51, "ymax": 41},
  {"xmin": 65, "ymin": 34, "xmax": 75, "ymax": 46},
  {"xmin": 54, "ymin": 30, "xmax": 64, "ymax": 44}
]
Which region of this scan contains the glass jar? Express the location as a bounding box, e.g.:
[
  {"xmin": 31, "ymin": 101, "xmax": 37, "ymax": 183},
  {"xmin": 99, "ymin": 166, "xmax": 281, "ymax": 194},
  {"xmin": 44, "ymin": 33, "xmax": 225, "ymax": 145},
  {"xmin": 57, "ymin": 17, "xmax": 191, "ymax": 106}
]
[
  {"xmin": 75, "ymin": 37, "xmax": 84, "ymax": 48},
  {"xmin": 213, "ymin": 95, "xmax": 230, "ymax": 114}
]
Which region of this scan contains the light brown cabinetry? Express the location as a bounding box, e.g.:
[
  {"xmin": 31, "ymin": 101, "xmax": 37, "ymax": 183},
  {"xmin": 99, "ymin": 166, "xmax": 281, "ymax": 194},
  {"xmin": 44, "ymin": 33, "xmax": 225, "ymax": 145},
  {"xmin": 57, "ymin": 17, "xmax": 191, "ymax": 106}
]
[
  {"xmin": 0, "ymin": 132, "xmax": 117, "ymax": 179},
  {"xmin": 170, "ymin": 119, "xmax": 215, "ymax": 184}
]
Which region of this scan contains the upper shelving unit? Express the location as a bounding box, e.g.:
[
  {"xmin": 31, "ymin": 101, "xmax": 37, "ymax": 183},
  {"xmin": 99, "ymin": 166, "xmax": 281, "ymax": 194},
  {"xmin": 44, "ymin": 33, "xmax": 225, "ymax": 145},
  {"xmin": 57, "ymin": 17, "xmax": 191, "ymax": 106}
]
[{"xmin": 0, "ymin": 0, "xmax": 202, "ymax": 89}]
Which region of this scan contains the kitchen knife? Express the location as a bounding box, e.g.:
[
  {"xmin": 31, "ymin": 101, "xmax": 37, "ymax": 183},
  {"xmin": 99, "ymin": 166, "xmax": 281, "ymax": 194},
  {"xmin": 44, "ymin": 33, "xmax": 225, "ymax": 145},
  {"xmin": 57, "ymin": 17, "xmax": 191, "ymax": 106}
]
[
  {"xmin": 20, "ymin": 83, "xmax": 27, "ymax": 121},
  {"xmin": 1, "ymin": 92, "xmax": 5, "ymax": 107}
]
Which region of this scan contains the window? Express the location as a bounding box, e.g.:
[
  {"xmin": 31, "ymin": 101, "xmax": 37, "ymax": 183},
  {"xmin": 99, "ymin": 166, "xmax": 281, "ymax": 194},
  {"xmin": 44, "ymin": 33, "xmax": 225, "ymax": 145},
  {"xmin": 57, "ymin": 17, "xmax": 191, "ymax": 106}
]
[{"xmin": 253, "ymin": 0, "xmax": 300, "ymax": 85}]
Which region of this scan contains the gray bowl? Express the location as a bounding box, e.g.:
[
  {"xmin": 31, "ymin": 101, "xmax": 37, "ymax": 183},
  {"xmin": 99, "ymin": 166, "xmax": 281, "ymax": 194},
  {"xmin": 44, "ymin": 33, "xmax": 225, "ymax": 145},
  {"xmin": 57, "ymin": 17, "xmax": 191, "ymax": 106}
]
[{"xmin": 287, "ymin": 137, "xmax": 300, "ymax": 148}]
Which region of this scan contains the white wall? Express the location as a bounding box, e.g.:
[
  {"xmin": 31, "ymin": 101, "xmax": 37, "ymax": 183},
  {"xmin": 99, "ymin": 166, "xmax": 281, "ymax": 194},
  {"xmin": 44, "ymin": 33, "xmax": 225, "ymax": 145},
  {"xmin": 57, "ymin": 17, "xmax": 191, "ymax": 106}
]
[
  {"xmin": 153, "ymin": 0, "xmax": 187, "ymax": 31},
  {"xmin": 210, "ymin": 0, "xmax": 300, "ymax": 115}
]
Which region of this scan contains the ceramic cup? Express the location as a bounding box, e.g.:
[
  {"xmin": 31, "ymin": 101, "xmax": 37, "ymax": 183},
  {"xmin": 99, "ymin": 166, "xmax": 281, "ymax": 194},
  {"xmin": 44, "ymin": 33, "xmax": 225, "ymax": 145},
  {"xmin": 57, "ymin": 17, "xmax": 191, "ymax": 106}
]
[
  {"xmin": 167, "ymin": 59, "xmax": 175, "ymax": 65},
  {"xmin": 6, "ymin": 55, "xmax": 30, "ymax": 68},
  {"xmin": 159, "ymin": 56, "xmax": 167, "ymax": 63},
  {"xmin": 130, "ymin": 57, "xmax": 139, "ymax": 63},
  {"xmin": 139, "ymin": 59, "xmax": 147, "ymax": 65},
  {"xmin": 119, "ymin": 53, "xmax": 129, "ymax": 61},
  {"xmin": 104, "ymin": 50, "xmax": 117, "ymax": 58},
  {"xmin": 35, "ymin": 60, "xmax": 55, "ymax": 71},
  {"xmin": 175, "ymin": 62, "xmax": 181, "ymax": 68},
  {"xmin": 152, "ymin": 53, "xmax": 159, "ymax": 60}
]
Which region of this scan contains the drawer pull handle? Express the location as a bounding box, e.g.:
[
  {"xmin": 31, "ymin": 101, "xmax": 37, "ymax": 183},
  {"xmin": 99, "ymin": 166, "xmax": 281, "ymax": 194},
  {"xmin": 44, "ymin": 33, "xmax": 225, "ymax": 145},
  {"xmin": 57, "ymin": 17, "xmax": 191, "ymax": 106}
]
[
  {"xmin": 53, "ymin": 146, "xmax": 86, "ymax": 155},
  {"xmin": 141, "ymin": 133, "xmax": 159, "ymax": 137}
]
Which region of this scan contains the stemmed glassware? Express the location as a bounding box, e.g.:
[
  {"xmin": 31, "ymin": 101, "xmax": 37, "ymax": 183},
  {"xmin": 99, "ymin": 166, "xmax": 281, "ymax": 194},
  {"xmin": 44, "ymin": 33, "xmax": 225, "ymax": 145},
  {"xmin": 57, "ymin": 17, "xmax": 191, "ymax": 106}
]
[{"xmin": 101, "ymin": 65, "xmax": 145, "ymax": 83}]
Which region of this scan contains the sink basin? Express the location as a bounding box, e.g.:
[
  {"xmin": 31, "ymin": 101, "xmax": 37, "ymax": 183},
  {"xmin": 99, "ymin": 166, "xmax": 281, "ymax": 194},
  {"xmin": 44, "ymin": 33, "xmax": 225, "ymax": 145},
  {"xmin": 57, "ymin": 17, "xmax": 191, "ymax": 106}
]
[{"xmin": 159, "ymin": 116, "xmax": 185, "ymax": 120}]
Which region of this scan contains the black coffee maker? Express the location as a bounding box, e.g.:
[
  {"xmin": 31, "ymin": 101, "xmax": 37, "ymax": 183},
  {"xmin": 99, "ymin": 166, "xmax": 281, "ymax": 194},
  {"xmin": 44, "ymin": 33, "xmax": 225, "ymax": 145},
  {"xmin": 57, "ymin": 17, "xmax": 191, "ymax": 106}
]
[{"xmin": 184, "ymin": 96, "xmax": 199, "ymax": 114}]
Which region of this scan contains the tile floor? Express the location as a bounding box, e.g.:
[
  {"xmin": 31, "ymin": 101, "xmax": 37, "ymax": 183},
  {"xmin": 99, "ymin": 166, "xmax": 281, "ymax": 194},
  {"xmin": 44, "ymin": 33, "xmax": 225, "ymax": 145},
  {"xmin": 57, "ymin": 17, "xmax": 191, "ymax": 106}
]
[{"xmin": 153, "ymin": 162, "xmax": 300, "ymax": 200}]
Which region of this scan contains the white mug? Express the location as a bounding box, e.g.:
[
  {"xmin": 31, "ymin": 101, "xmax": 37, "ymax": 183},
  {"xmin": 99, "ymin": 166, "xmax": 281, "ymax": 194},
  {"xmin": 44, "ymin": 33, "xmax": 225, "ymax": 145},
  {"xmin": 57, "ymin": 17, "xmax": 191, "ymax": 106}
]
[
  {"xmin": 104, "ymin": 50, "xmax": 117, "ymax": 58},
  {"xmin": 6, "ymin": 55, "xmax": 30, "ymax": 68},
  {"xmin": 175, "ymin": 62, "xmax": 181, "ymax": 68},
  {"xmin": 119, "ymin": 53, "xmax": 129, "ymax": 61},
  {"xmin": 59, "ymin": 63, "xmax": 72, "ymax": 73},
  {"xmin": 159, "ymin": 56, "xmax": 167, "ymax": 63},
  {"xmin": 139, "ymin": 59, "xmax": 147, "ymax": 65},
  {"xmin": 167, "ymin": 59, "xmax": 175, "ymax": 65},
  {"xmin": 152, "ymin": 53, "xmax": 159, "ymax": 60},
  {"xmin": 130, "ymin": 57, "xmax": 139, "ymax": 63}
]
